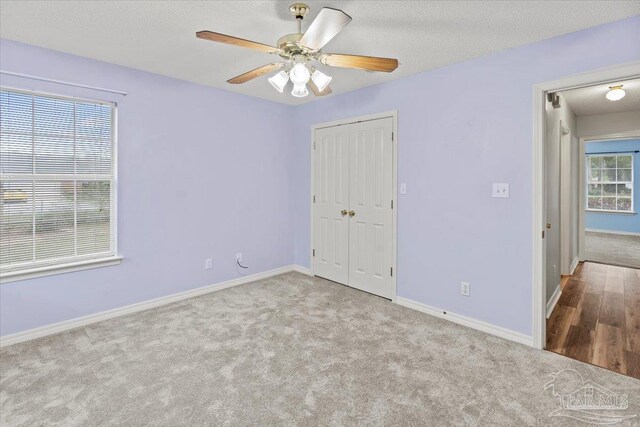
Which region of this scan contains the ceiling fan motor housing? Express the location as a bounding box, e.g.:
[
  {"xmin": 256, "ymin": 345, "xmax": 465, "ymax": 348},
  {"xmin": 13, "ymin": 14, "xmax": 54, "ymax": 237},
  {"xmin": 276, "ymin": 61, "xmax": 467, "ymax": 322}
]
[{"xmin": 277, "ymin": 33, "xmax": 312, "ymax": 60}]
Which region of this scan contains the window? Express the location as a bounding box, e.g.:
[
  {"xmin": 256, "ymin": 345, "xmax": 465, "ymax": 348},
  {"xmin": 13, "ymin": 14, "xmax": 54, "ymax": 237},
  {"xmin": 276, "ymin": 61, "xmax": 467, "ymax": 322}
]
[
  {"xmin": 0, "ymin": 88, "xmax": 118, "ymax": 279},
  {"xmin": 586, "ymin": 154, "xmax": 634, "ymax": 212}
]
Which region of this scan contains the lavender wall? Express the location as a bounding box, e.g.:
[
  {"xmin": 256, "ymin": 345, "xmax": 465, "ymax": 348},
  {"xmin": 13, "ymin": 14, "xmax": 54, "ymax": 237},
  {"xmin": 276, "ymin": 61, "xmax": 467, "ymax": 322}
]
[
  {"xmin": 0, "ymin": 39, "xmax": 295, "ymax": 336},
  {"xmin": 2, "ymin": 16, "xmax": 640, "ymax": 339},
  {"xmin": 291, "ymin": 16, "xmax": 640, "ymax": 336}
]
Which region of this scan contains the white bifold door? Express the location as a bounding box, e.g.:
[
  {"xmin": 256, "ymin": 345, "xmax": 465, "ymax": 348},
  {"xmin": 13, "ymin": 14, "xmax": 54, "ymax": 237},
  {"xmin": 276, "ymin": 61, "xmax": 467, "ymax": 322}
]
[{"xmin": 313, "ymin": 117, "xmax": 394, "ymax": 299}]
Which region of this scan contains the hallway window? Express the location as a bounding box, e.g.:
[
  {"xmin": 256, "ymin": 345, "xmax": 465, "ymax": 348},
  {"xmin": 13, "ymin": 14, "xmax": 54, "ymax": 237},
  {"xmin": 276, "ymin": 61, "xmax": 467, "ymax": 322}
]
[{"xmin": 586, "ymin": 154, "xmax": 633, "ymax": 212}]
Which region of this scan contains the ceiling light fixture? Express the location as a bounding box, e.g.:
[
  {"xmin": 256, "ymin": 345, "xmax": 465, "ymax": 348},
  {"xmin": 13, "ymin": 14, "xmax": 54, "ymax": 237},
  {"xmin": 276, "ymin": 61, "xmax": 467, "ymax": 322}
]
[
  {"xmin": 291, "ymin": 83, "xmax": 309, "ymax": 98},
  {"xmin": 289, "ymin": 63, "xmax": 311, "ymax": 85},
  {"xmin": 289, "ymin": 63, "xmax": 311, "ymax": 97},
  {"xmin": 196, "ymin": 3, "xmax": 399, "ymax": 99},
  {"xmin": 606, "ymin": 85, "xmax": 625, "ymax": 101},
  {"xmin": 268, "ymin": 70, "xmax": 289, "ymax": 93},
  {"xmin": 311, "ymin": 69, "xmax": 332, "ymax": 92}
]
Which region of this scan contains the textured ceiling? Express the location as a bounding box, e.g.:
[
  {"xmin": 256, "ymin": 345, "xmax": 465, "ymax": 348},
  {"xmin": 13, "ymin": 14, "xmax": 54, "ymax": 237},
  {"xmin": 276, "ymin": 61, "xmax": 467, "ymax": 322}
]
[
  {"xmin": 1, "ymin": 1, "xmax": 639, "ymax": 105},
  {"xmin": 562, "ymin": 78, "xmax": 640, "ymax": 116}
]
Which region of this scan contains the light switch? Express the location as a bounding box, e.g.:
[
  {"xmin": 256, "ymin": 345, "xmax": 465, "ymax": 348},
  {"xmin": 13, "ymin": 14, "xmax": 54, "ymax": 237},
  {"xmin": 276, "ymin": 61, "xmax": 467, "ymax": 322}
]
[
  {"xmin": 492, "ymin": 183, "xmax": 510, "ymax": 198},
  {"xmin": 400, "ymin": 183, "xmax": 407, "ymax": 195}
]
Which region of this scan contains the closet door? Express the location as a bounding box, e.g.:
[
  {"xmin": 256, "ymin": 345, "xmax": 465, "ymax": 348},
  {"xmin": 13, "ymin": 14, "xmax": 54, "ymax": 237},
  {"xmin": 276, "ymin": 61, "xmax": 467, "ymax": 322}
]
[
  {"xmin": 348, "ymin": 118, "xmax": 394, "ymax": 299},
  {"xmin": 313, "ymin": 125, "xmax": 350, "ymax": 285}
]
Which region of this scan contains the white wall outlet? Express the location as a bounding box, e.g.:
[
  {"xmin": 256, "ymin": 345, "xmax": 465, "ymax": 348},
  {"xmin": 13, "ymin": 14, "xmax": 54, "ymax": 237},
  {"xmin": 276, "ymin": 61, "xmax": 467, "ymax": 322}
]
[
  {"xmin": 400, "ymin": 183, "xmax": 407, "ymax": 195},
  {"xmin": 461, "ymin": 282, "xmax": 470, "ymax": 297},
  {"xmin": 205, "ymin": 258, "xmax": 213, "ymax": 270},
  {"xmin": 236, "ymin": 253, "xmax": 243, "ymax": 262},
  {"xmin": 492, "ymin": 183, "xmax": 510, "ymax": 198},
  {"xmin": 553, "ymin": 265, "xmax": 557, "ymax": 275}
]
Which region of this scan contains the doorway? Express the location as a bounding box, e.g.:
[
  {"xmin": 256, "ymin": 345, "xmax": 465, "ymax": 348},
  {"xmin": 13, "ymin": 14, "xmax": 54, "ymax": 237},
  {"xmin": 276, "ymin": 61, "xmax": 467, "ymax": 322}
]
[
  {"xmin": 534, "ymin": 64, "xmax": 640, "ymax": 379},
  {"xmin": 311, "ymin": 111, "xmax": 397, "ymax": 300},
  {"xmin": 582, "ymin": 137, "xmax": 640, "ymax": 269}
]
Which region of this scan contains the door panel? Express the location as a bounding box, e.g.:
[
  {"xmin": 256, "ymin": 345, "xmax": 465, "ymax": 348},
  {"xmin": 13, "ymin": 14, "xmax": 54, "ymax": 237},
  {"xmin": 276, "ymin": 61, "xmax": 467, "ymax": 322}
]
[
  {"xmin": 348, "ymin": 118, "xmax": 394, "ymax": 298},
  {"xmin": 313, "ymin": 125, "xmax": 350, "ymax": 284}
]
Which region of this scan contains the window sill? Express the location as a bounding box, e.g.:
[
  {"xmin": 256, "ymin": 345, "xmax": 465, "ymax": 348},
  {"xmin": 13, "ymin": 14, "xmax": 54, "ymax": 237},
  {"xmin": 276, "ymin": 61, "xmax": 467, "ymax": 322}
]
[
  {"xmin": 0, "ymin": 255, "xmax": 123, "ymax": 284},
  {"xmin": 585, "ymin": 209, "xmax": 636, "ymax": 216}
]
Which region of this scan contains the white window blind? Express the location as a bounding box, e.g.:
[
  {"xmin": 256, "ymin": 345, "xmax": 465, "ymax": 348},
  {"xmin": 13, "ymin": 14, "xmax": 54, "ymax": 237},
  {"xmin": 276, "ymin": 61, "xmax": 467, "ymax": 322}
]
[
  {"xmin": 586, "ymin": 154, "xmax": 634, "ymax": 212},
  {"xmin": 0, "ymin": 88, "xmax": 116, "ymax": 275}
]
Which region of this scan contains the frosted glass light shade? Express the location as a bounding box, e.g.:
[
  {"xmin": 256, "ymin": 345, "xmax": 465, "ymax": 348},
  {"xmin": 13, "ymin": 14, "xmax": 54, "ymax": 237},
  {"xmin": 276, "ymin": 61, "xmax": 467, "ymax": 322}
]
[
  {"xmin": 606, "ymin": 86, "xmax": 625, "ymax": 101},
  {"xmin": 291, "ymin": 83, "xmax": 309, "ymax": 98},
  {"xmin": 311, "ymin": 69, "xmax": 332, "ymax": 92},
  {"xmin": 268, "ymin": 70, "xmax": 289, "ymax": 93},
  {"xmin": 289, "ymin": 63, "xmax": 311, "ymax": 85}
]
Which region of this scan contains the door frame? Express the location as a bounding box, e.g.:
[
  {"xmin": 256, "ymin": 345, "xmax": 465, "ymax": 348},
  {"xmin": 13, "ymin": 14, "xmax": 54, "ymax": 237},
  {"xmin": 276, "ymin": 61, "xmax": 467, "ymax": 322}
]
[
  {"xmin": 558, "ymin": 120, "xmax": 571, "ymax": 276},
  {"xmin": 310, "ymin": 110, "xmax": 398, "ymax": 301},
  {"xmin": 532, "ymin": 61, "xmax": 640, "ymax": 350}
]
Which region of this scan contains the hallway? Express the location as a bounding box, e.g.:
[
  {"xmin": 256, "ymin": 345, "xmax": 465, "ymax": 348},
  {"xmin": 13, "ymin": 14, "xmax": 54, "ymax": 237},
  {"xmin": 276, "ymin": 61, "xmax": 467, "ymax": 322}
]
[
  {"xmin": 585, "ymin": 231, "xmax": 640, "ymax": 269},
  {"xmin": 546, "ymin": 261, "xmax": 640, "ymax": 378}
]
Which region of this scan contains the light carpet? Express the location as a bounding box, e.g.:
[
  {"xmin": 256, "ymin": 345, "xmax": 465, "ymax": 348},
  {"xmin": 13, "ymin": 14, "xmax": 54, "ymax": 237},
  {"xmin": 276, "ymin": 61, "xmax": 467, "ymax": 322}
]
[
  {"xmin": 1, "ymin": 272, "xmax": 639, "ymax": 426},
  {"xmin": 585, "ymin": 231, "xmax": 640, "ymax": 269}
]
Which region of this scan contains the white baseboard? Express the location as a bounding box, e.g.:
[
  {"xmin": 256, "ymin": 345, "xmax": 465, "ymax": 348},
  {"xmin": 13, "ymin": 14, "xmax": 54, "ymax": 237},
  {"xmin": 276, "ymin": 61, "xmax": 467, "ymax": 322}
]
[
  {"xmin": 586, "ymin": 228, "xmax": 640, "ymax": 237},
  {"xmin": 396, "ymin": 297, "xmax": 533, "ymax": 347},
  {"xmin": 291, "ymin": 265, "xmax": 313, "ymax": 276},
  {"xmin": 569, "ymin": 257, "xmax": 579, "ymax": 275},
  {"xmin": 546, "ymin": 284, "xmax": 562, "ymax": 319},
  {"xmin": 0, "ymin": 264, "xmax": 311, "ymax": 348}
]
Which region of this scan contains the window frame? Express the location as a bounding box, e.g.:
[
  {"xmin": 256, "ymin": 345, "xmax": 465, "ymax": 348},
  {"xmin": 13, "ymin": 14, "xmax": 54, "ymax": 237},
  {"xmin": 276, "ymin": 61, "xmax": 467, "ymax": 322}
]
[
  {"xmin": 0, "ymin": 86, "xmax": 121, "ymax": 283},
  {"xmin": 584, "ymin": 152, "xmax": 634, "ymax": 214}
]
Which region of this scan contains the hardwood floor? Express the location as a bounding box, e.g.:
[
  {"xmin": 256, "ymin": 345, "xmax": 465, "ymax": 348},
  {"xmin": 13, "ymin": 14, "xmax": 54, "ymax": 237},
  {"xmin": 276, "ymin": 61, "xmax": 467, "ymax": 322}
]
[{"xmin": 546, "ymin": 261, "xmax": 640, "ymax": 379}]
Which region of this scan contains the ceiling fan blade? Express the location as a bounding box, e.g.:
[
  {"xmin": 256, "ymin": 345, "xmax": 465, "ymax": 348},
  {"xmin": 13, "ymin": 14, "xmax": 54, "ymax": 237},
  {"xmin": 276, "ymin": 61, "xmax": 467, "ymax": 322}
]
[
  {"xmin": 299, "ymin": 8, "xmax": 352, "ymax": 51},
  {"xmin": 320, "ymin": 53, "xmax": 398, "ymax": 72},
  {"xmin": 196, "ymin": 31, "xmax": 279, "ymax": 54},
  {"xmin": 307, "ymin": 80, "xmax": 332, "ymax": 96},
  {"xmin": 227, "ymin": 63, "xmax": 284, "ymax": 84}
]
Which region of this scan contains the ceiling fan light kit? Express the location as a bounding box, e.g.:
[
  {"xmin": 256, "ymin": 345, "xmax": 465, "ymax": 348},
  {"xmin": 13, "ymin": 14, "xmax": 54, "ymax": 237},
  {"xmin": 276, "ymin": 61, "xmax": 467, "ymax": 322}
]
[
  {"xmin": 290, "ymin": 62, "xmax": 311, "ymax": 85},
  {"xmin": 268, "ymin": 70, "xmax": 289, "ymax": 93},
  {"xmin": 196, "ymin": 3, "xmax": 399, "ymax": 99},
  {"xmin": 311, "ymin": 68, "xmax": 332, "ymax": 92},
  {"xmin": 292, "ymin": 83, "xmax": 310, "ymax": 98}
]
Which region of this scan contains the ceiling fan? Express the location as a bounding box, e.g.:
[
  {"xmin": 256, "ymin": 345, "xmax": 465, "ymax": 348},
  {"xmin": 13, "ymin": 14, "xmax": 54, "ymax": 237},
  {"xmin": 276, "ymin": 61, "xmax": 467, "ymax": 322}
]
[{"xmin": 196, "ymin": 3, "xmax": 399, "ymax": 98}]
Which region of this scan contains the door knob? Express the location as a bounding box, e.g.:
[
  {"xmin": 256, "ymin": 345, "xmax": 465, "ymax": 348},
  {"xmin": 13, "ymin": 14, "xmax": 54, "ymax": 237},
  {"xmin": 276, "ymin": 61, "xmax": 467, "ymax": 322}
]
[
  {"xmin": 546, "ymin": 223, "xmax": 551, "ymax": 229},
  {"xmin": 341, "ymin": 209, "xmax": 347, "ymax": 216},
  {"xmin": 348, "ymin": 210, "xmax": 355, "ymax": 217}
]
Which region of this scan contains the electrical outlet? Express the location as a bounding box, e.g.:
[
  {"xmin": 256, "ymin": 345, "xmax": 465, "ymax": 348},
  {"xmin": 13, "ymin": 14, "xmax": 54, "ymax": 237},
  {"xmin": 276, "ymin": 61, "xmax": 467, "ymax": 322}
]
[
  {"xmin": 553, "ymin": 265, "xmax": 557, "ymax": 275},
  {"xmin": 236, "ymin": 253, "xmax": 243, "ymax": 262},
  {"xmin": 492, "ymin": 183, "xmax": 510, "ymax": 198},
  {"xmin": 205, "ymin": 258, "xmax": 213, "ymax": 270},
  {"xmin": 461, "ymin": 282, "xmax": 470, "ymax": 297}
]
